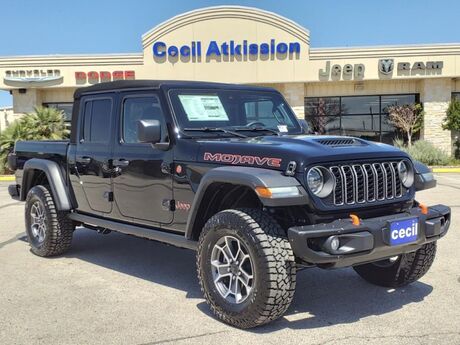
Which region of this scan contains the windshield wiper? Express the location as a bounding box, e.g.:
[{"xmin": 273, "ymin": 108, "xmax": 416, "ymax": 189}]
[
  {"xmin": 234, "ymin": 127, "xmax": 280, "ymax": 136},
  {"xmin": 182, "ymin": 127, "xmax": 248, "ymax": 138}
]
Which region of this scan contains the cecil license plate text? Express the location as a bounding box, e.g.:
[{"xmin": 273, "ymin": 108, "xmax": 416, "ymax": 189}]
[{"xmin": 389, "ymin": 217, "xmax": 419, "ymax": 246}]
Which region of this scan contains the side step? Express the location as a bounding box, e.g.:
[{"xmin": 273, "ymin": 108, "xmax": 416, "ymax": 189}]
[{"xmin": 69, "ymin": 213, "xmax": 197, "ymax": 250}]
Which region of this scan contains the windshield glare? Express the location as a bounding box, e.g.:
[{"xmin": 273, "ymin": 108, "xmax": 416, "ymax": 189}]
[{"xmin": 169, "ymin": 89, "xmax": 302, "ymax": 136}]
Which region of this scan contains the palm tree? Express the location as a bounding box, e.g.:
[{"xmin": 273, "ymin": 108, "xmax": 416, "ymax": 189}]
[{"xmin": 0, "ymin": 107, "xmax": 68, "ymax": 173}]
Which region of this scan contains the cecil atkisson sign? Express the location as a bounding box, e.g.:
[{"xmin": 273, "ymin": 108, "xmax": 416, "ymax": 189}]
[{"xmin": 152, "ymin": 39, "xmax": 301, "ymax": 62}]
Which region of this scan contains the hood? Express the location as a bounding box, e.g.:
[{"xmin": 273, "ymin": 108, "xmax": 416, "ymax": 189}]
[{"xmin": 196, "ymin": 135, "xmax": 410, "ymax": 172}]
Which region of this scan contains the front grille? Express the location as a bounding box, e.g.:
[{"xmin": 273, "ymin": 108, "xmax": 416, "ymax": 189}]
[{"xmin": 329, "ymin": 162, "xmax": 404, "ymax": 206}]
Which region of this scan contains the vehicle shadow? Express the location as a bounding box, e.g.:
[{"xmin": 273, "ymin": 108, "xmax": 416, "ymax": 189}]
[
  {"xmin": 249, "ymin": 268, "xmax": 433, "ymax": 332},
  {"xmin": 66, "ymin": 227, "xmax": 202, "ymax": 298},
  {"xmin": 66, "ymin": 227, "xmax": 433, "ymax": 331}
]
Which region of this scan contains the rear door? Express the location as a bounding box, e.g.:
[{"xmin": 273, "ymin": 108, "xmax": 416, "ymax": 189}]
[
  {"xmin": 74, "ymin": 94, "xmax": 115, "ymax": 214},
  {"xmin": 111, "ymin": 91, "xmax": 173, "ymax": 225}
]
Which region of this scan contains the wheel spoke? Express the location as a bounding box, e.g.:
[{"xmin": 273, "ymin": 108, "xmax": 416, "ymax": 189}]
[
  {"xmin": 239, "ymin": 268, "xmax": 253, "ymax": 286},
  {"xmin": 232, "ymin": 277, "xmax": 242, "ymax": 303},
  {"xmin": 215, "ymin": 244, "xmax": 231, "ymax": 263},
  {"xmin": 224, "ymin": 236, "xmax": 238, "ymax": 261},
  {"xmin": 211, "ymin": 260, "xmax": 231, "ymax": 276}
]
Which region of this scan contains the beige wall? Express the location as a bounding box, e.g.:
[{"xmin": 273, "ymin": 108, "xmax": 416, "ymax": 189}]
[
  {"xmin": 420, "ymin": 78, "xmax": 452, "ymax": 153},
  {"xmin": 0, "ymin": 107, "xmax": 21, "ymax": 132}
]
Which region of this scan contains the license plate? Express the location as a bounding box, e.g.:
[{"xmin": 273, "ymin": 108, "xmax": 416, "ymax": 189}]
[{"xmin": 389, "ymin": 217, "xmax": 419, "ymax": 246}]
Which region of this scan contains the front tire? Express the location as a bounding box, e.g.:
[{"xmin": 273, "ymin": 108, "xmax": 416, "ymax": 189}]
[
  {"xmin": 25, "ymin": 185, "xmax": 74, "ymax": 257},
  {"xmin": 197, "ymin": 209, "xmax": 296, "ymax": 329},
  {"xmin": 353, "ymin": 242, "xmax": 437, "ymax": 287}
]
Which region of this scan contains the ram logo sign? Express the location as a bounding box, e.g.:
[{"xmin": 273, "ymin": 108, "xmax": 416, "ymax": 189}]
[{"xmin": 378, "ymin": 59, "xmax": 394, "ymax": 75}]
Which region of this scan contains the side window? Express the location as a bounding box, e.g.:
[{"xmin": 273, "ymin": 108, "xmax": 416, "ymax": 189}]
[
  {"xmin": 81, "ymin": 98, "xmax": 112, "ymax": 143},
  {"xmin": 122, "ymin": 96, "xmax": 166, "ymax": 144}
]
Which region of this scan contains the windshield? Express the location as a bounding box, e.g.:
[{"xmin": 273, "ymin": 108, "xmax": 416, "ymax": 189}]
[{"xmin": 169, "ymin": 89, "xmax": 303, "ymax": 136}]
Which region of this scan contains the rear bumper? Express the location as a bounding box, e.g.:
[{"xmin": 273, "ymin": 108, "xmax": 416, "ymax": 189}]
[{"xmin": 288, "ymin": 204, "xmax": 451, "ymax": 268}]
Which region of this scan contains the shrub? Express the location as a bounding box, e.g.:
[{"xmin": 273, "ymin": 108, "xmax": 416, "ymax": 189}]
[
  {"xmin": 0, "ymin": 107, "xmax": 68, "ymax": 173},
  {"xmin": 394, "ymin": 140, "xmax": 450, "ymax": 166}
]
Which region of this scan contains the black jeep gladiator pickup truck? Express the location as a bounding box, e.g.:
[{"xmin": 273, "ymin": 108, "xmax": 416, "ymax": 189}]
[{"xmin": 8, "ymin": 80, "xmax": 451, "ymax": 328}]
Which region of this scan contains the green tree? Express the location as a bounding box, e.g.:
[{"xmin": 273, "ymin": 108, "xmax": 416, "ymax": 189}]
[
  {"xmin": 387, "ymin": 103, "xmax": 423, "ymax": 147},
  {"xmin": 443, "ymin": 98, "xmax": 460, "ymax": 132},
  {"xmin": 0, "ymin": 107, "xmax": 68, "ymax": 173},
  {"xmin": 443, "ymin": 98, "xmax": 460, "ymax": 159}
]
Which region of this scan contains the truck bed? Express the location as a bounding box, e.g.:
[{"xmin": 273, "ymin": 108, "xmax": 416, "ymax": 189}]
[{"xmin": 13, "ymin": 140, "xmax": 69, "ymax": 175}]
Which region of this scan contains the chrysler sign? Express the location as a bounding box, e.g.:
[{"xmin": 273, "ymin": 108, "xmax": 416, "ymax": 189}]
[{"xmin": 4, "ymin": 69, "xmax": 63, "ymax": 86}]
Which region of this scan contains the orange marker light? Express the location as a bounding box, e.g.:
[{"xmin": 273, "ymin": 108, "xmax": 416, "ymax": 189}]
[
  {"xmin": 350, "ymin": 214, "xmax": 360, "ymax": 226},
  {"xmin": 419, "ymin": 203, "xmax": 428, "ymax": 215},
  {"xmin": 255, "ymin": 186, "xmax": 272, "ymax": 198}
]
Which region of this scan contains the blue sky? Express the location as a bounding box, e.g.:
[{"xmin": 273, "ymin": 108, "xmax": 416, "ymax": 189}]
[{"xmin": 1, "ymin": 0, "xmax": 459, "ymax": 107}]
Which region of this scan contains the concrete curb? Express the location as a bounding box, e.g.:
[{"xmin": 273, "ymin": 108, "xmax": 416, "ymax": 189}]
[
  {"xmin": 431, "ymin": 167, "xmax": 460, "ymax": 173},
  {"xmin": 0, "ymin": 175, "xmax": 15, "ymax": 181}
]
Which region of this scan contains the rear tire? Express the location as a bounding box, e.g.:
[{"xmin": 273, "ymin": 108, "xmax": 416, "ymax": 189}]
[
  {"xmin": 197, "ymin": 208, "xmax": 296, "ymax": 329},
  {"xmin": 353, "ymin": 242, "xmax": 437, "ymax": 287},
  {"xmin": 25, "ymin": 185, "xmax": 74, "ymax": 257}
]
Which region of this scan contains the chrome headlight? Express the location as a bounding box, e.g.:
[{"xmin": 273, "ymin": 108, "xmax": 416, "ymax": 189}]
[
  {"xmin": 398, "ymin": 160, "xmax": 414, "ymax": 188},
  {"xmin": 306, "ymin": 166, "xmax": 334, "ymax": 197}
]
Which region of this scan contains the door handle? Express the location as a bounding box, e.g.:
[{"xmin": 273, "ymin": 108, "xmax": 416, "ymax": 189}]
[
  {"xmin": 76, "ymin": 156, "xmax": 92, "ymax": 164},
  {"xmin": 113, "ymin": 159, "xmax": 130, "ymax": 167}
]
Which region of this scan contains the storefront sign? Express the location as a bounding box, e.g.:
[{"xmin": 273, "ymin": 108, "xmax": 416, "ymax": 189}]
[
  {"xmin": 152, "ymin": 39, "xmax": 301, "ymax": 62},
  {"xmin": 378, "ymin": 59, "xmax": 443, "ymax": 76},
  {"xmin": 319, "ymin": 61, "xmax": 365, "ymax": 81},
  {"xmin": 4, "ymin": 69, "xmax": 63, "ymax": 86},
  {"xmin": 75, "ymin": 71, "xmax": 136, "ymax": 84}
]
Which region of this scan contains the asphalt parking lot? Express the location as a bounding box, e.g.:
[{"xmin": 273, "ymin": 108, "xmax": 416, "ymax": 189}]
[{"xmin": 0, "ymin": 176, "xmax": 459, "ymax": 345}]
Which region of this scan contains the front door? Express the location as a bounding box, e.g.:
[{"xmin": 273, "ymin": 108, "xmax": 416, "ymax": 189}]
[
  {"xmin": 74, "ymin": 95, "xmax": 115, "ymax": 214},
  {"xmin": 111, "ymin": 92, "xmax": 173, "ymax": 225}
]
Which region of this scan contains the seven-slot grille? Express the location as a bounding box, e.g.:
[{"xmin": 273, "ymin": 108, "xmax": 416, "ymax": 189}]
[{"xmin": 329, "ymin": 162, "xmax": 404, "ymax": 205}]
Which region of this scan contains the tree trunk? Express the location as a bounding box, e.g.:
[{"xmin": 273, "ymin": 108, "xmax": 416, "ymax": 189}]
[{"xmin": 407, "ymin": 130, "xmax": 412, "ymax": 147}]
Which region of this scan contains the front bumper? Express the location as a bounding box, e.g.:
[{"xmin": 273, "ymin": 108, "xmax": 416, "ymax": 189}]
[{"xmin": 288, "ymin": 204, "xmax": 451, "ymax": 268}]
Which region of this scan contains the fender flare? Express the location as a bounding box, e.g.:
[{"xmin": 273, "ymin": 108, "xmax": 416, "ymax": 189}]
[
  {"xmin": 185, "ymin": 166, "xmax": 308, "ymax": 239},
  {"xmin": 413, "ymin": 160, "xmax": 436, "ymax": 191},
  {"xmin": 20, "ymin": 158, "xmax": 73, "ymax": 211}
]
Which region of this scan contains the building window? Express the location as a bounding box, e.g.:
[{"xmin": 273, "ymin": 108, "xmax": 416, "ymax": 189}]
[
  {"xmin": 42, "ymin": 102, "xmax": 73, "ymax": 122},
  {"xmin": 305, "ymin": 94, "xmax": 419, "ymax": 143},
  {"xmin": 452, "ymin": 92, "xmax": 460, "ymax": 100}
]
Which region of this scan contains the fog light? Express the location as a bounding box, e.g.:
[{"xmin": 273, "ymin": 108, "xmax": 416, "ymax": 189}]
[{"xmin": 330, "ymin": 236, "xmax": 340, "ymax": 251}]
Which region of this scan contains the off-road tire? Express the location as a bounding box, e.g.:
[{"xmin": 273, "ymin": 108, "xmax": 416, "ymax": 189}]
[
  {"xmin": 25, "ymin": 185, "xmax": 74, "ymax": 257},
  {"xmin": 353, "ymin": 242, "xmax": 437, "ymax": 287},
  {"xmin": 197, "ymin": 208, "xmax": 296, "ymax": 329}
]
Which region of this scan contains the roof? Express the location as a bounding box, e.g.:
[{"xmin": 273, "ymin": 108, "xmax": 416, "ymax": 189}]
[{"xmin": 73, "ymin": 80, "xmax": 277, "ymax": 98}]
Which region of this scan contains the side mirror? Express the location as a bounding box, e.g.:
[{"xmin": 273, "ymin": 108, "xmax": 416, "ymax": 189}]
[{"xmin": 137, "ymin": 120, "xmax": 161, "ymax": 144}]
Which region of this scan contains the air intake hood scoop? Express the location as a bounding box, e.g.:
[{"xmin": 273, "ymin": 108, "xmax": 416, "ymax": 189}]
[{"xmin": 314, "ymin": 137, "xmax": 368, "ymax": 147}]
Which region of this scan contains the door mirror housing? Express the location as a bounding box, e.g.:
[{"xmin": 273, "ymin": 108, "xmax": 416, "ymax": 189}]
[{"xmin": 137, "ymin": 120, "xmax": 161, "ymax": 144}]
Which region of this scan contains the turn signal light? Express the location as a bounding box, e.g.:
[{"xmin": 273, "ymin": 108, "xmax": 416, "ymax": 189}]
[
  {"xmin": 255, "ymin": 186, "xmax": 301, "ymax": 198},
  {"xmin": 255, "ymin": 186, "xmax": 272, "ymax": 198}
]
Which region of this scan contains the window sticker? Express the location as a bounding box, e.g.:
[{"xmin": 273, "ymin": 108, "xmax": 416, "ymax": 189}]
[
  {"xmin": 277, "ymin": 125, "xmax": 288, "ymax": 133},
  {"xmin": 178, "ymin": 95, "xmax": 229, "ymax": 121}
]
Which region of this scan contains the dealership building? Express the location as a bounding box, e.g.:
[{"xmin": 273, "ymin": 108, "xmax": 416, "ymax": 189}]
[{"xmin": 1, "ymin": 6, "xmax": 459, "ymax": 153}]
